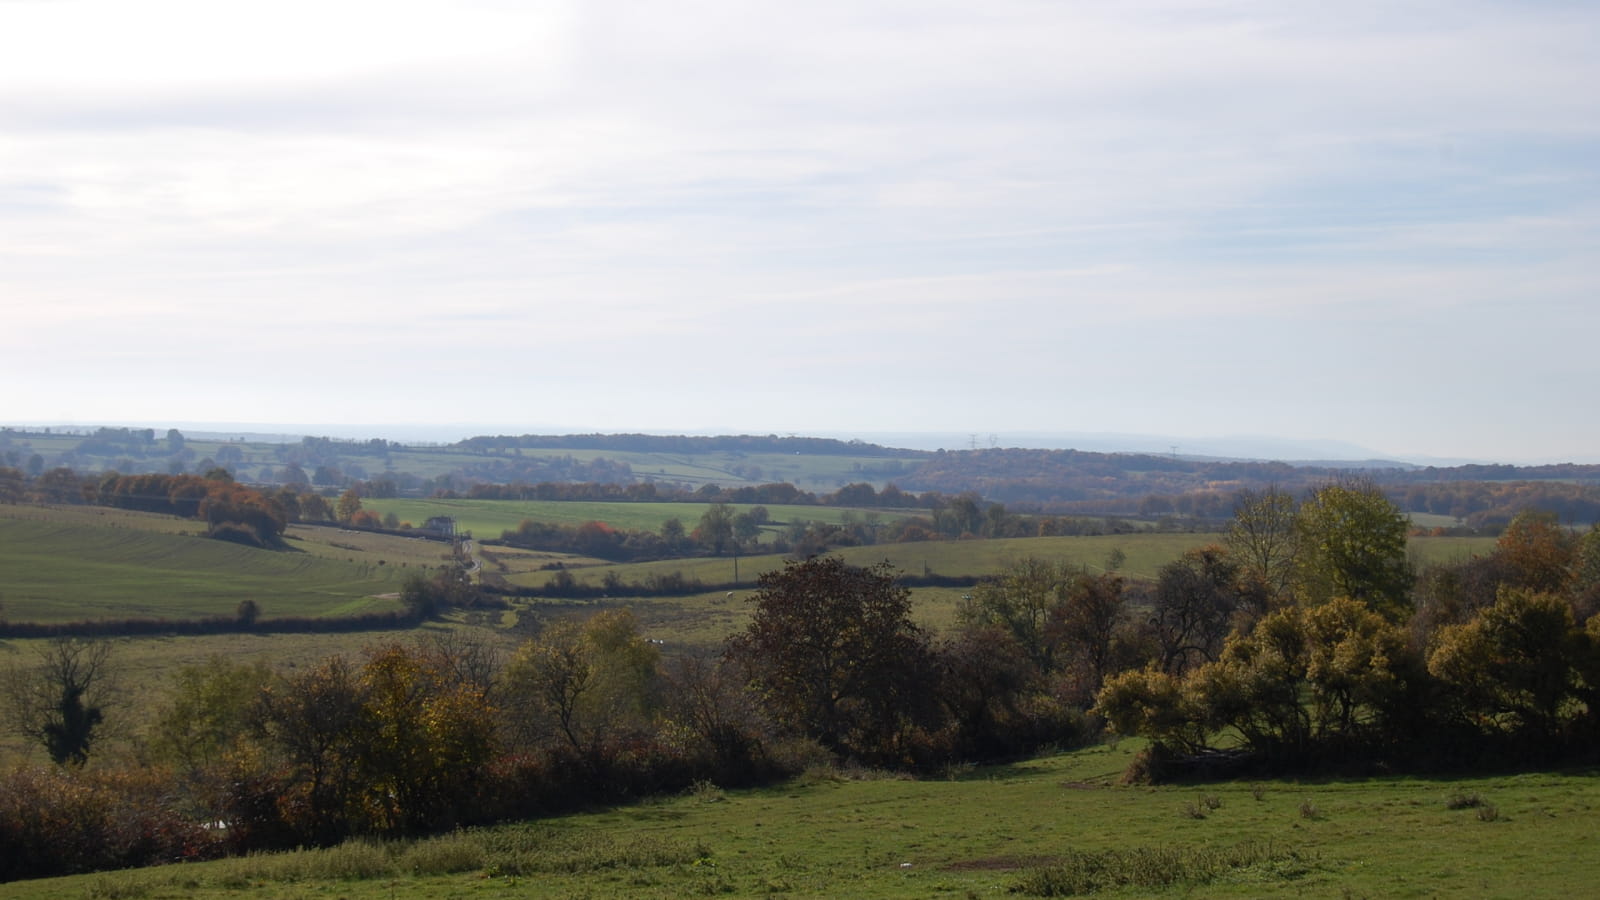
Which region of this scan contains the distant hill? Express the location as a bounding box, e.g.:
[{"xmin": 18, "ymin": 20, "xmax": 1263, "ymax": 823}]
[
  {"xmin": 5, "ymin": 426, "xmax": 1598, "ymax": 528},
  {"xmin": 837, "ymin": 430, "xmax": 1403, "ymax": 462},
  {"xmin": 455, "ymin": 432, "xmax": 923, "ymax": 458}
]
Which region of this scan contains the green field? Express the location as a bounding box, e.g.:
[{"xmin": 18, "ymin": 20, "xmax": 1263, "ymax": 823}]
[
  {"xmin": 361, "ymin": 497, "xmax": 915, "ymax": 542},
  {"xmin": 0, "ymin": 507, "xmax": 431, "ymax": 622},
  {"xmin": 511, "ymin": 532, "xmax": 1496, "ymax": 643},
  {"xmin": 1, "ymin": 430, "xmax": 926, "ymax": 492},
  {"xmin": 0, "ymin": 502, "xmax": 1494, "ymax": 638},
  {"xmin": 10, "ymin": 740, "xmax": 1598, "ymax": 899},
  {"xmin": 465, "ymin": 446, "xmax": 919, "ymax": 492}
]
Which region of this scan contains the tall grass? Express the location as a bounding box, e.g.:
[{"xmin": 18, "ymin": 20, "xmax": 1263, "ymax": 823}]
[
  {"xmin": 1011, "ymin": 841, "xmax": 1314, "ymax": 895},
  {"xmin": 72, "ymin": 827, "xmax": 705, "ymax": 895}
]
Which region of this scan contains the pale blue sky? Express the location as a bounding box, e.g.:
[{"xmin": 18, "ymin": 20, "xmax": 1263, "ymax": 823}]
[{"xmin": 2, "ymin": 0, "xmax": 1596, "ymax": 462}]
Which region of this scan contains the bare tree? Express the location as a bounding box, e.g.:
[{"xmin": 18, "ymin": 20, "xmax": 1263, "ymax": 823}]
[
  {"xmin": 1150, "ymin": 546, "xmax": 1243, "ymax": 674},
  {"xmin": 1225, "ymin": 486, "xmax": 1300, "ymax": 601},
  {"xmin": 420, "ymin": 630, "xmax": 503, "ymax": 702},
  {"xmin": 3, "ymin": 639, "xmax": 119, "ymax": 765}
]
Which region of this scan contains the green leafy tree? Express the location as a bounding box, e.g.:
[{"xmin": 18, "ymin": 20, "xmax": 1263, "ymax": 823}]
[
  {"xmin": 732, "ymin": 511, "xmax": 762, "ymax": 545},
  {"xmin": 1094, "ymin": 666, "xmax": 1209, "ymax": 755},
  {"xmin": 1574, "ymin": 525, "xmax": 1600, "ymax": 617},
  {"xmin": 1185, "ymin": 609, "xmax": 1313, "ymax": 760},
  {"xmin": 695, "ymin": 502, "xmax": 735, "ymax": 555},
  {"xmin": 335, "ymin": 489, "xmax": 363, "ymax": 524},
  {"xmin": 960, "ymin": 558, "xmax": 1131, "ymax": 698},
  {"xmin": 236, "ymin": 598, "xmax": 261, "ymax": 627},
  {"xmin": 1294, "ymin": 481, "xmax": 1412, "ymax": 621},
  {"xmin": 937, "ymin": 493, "xmax": 982, "ymax": 537},
  {"xmin": 504, "ymin": 620, "xmax": 592, "ymax": 751},
  {"xmin": 501, "ymin": 609, "xmax": 661, "ymax": 753},
  {"xmin": 353, "ymin": 644, "xmax": 497, "ymax": 834},
  {"xmin": 1428, "ymin": 588, "xmax": 1584, "ymax": 743},
  {"xmin": 659, "ymin": 516, "xmax": 687, "ymax": 553},
  {"xmin": 1131, "ymin": 599, "xmax": 1420, "ymax": 763},
  {"xmin": 1300, "ymin": 597, "xmax": 1420, "ymax": 742},
  {"xmin": 298, "ymin": 491, "xmax": 333, "ymax": 522},
  {"xmin": 957, "ymin": 556, "xmax": 1068, "ymax": 672},
  {"xmin": 0, "ymin": 465, "xmax": 23, "ymax": 504},
  {"xmin": 151, "ymin": 655, "xmax": 272, "ymax": 771}
]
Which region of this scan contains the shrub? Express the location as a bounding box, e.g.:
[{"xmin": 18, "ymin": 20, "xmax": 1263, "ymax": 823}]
[
  {"xmin": 0, "ymin": 766, "xmax": 220, "ymax": 882},
  {"xmin": 690, "ymin": 780, "xmax": 726, "ymax": 804},
  {"xmin": 399, "ymin": 832, "xmax": 485, "ymax": 875}
]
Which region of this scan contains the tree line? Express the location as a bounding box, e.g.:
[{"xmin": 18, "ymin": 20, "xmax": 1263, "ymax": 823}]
[
  {"xmin": 900, "ymin": 448, "xmax": 1600, "ymax": 525},
  {"xmin": 1095, "ymin": 486, "xmax": 1600, "ymax": 778},
  {"xmin": 490, "ymin": 496, "xmax": 1131, "ymax": 567},
  {"xmin": 453, "ymin": 432, "xmax": 923, "ymax": 458}
]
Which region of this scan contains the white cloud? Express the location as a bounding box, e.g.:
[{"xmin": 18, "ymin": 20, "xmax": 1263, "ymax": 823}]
[{"xmin": 1, "ymin": 0, "xmax": 1597, "ymax": 459}]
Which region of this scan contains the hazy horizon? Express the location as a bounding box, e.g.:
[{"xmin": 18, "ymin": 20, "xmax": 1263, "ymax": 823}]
[
  {"xmin": 4, "ymin": 2, "xmax": 1596, "ymax": 463},
  {"xmin": 4, "ymin": 418, "xmax": 1584, "ymax": 467}
]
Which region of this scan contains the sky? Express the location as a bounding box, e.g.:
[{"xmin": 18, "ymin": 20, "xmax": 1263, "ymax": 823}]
[{"xmin": 2, "ymin": 0, "xmax": 1597, "ymax": 463}]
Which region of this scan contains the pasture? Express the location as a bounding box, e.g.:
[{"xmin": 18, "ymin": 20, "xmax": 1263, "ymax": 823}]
[
  {"xmin": 0, "ymin": 500, "xmax": 1495, "ymax": 644},
  {"xmin": 0, "ymin": 506, "xmax": 434, "ymax": 622},
  {"xmin": 10, "ymin": 740, "xmax": 1598, "ymax": 898},
  {"xmin": 454, "ymin": 445, "xmax": 918, "ymax": 492},
  {"xmin": 360, "ymin": 497, "xmax": 917, "ymax": 542},
  {"xmin": 0, "ymin": 500, "xmax": 1495, "ymax": 629},
  {"xmin": 504, "ymin": 532, "xmax": 1495, "ymax": 642}
]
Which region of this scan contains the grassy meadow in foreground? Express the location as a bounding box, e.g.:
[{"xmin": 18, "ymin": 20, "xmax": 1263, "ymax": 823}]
[{"xmin": 11, "ymin": 741, "xmax": 1598, "ymax": 899}]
